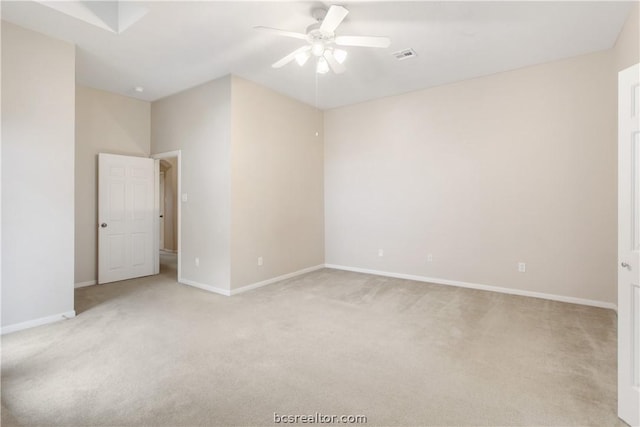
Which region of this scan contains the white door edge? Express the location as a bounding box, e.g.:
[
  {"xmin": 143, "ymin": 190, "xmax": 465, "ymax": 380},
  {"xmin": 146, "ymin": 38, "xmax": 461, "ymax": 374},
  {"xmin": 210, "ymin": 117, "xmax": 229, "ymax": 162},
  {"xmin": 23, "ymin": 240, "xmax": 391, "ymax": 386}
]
[{"xmin": 618, "ymin": 62, "xmax": 640, "ymax": 427}]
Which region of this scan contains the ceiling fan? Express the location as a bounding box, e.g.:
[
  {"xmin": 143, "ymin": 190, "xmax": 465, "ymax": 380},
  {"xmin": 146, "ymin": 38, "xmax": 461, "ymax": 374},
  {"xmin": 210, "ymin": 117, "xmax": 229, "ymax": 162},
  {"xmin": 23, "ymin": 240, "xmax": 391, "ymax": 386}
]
[{"xmin": 255, "ymin": 5, "xmax": 391, "ymax": 75}]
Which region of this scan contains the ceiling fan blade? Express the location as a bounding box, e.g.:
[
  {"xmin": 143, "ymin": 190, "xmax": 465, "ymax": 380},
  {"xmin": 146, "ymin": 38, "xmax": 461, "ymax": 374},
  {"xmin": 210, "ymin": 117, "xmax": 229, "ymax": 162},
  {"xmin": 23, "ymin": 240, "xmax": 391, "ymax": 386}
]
[
  {"xmin": 319, "ymin": 5, "xmax": 349, "ymax": 33},
  {"xmin": 254, "ymin": 26, "xmax": 307, "ymax": 40},
  {"xmin": 323, "ymin": 51, "xmax": 345, "ymax": 74},
  {"xmin": 335, "ymin": 35, "xmax": 391, "ymax": 48},
  {"xmin": 272, "ymin": 46, "xmax": 311, "ymax": 69}
]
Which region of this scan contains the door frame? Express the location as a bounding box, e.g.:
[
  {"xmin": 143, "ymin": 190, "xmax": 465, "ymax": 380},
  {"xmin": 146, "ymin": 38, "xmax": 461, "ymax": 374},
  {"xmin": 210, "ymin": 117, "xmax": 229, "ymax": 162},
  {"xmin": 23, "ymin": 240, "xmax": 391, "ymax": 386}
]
[
  {"xmin": 159, "ymin": 170, "xmax": 165, "ymax": 250},
  {"xmin": 152, "ymin": 150, "xmax": 182, "ymax": 280}
]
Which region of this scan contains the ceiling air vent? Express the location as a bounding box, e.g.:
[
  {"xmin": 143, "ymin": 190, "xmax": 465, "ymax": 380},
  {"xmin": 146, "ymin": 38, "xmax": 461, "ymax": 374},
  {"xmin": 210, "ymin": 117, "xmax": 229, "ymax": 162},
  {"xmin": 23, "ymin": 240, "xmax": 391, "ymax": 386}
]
[{"xmin": 392, "ymin": 48, "xmax": 417, "ymax": 61}]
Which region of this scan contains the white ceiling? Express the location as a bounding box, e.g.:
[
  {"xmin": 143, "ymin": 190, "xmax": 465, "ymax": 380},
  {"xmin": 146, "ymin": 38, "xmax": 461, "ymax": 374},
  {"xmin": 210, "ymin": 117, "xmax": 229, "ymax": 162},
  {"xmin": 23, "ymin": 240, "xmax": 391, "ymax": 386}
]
[{"xmin": 1, "ymin": 1, "xmax": 634, "ymax": 109}]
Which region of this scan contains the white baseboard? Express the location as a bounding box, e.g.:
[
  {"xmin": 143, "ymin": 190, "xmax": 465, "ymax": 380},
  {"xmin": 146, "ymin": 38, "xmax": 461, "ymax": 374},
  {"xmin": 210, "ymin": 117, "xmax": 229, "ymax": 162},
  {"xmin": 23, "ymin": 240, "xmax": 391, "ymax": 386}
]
[
  {"xmin": 74, "ymin": 280, "xmax": 96, "ymax": 288},
  {"xmin": 229, "ymin": 264, "xmax": 325, "ymax": 296},
  {"xmin": 1, "ymin": 310, "xmax": 76, "ymax": 335},
  {"xmin": 179, "ymin": 278, "xmax": 231, "ymax": 296},
  {"xmin": 160, "ymin": 249, "xmax": 177, "ymax": 254},
  {"xmin": 178, "ymin": 265, "xmax": 324, "ymax": 297},
  {"xmin": 325, "ymin": 264, "xmax": 617, "ymax": 311}
]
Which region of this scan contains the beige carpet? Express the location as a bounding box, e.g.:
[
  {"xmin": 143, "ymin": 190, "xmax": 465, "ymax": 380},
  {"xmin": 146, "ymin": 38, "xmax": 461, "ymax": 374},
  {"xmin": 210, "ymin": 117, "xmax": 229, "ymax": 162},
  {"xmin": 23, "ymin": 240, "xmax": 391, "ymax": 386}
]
[{"xmin": 1, "ymin": 256, "xmax": 624, "ymax": 426}]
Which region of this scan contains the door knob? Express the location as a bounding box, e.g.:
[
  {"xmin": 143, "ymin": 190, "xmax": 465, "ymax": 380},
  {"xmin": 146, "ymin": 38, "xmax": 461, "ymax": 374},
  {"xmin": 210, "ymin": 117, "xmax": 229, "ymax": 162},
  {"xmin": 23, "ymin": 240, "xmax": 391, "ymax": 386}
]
[
  {"xmin": 101, "ymin": 223, "xmax": 108, "ymax": 228},
  {"xmin": 621, "ymin": 262, "xmax": 630, "ymax": 269}
]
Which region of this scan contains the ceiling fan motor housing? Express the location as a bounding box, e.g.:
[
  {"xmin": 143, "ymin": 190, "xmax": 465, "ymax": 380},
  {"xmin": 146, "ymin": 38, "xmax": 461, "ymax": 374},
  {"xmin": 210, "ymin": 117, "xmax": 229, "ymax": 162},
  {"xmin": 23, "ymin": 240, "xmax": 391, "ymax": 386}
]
[{"xmin": 306, "ymin": 23, "xmax": 335, "ymax": 56}]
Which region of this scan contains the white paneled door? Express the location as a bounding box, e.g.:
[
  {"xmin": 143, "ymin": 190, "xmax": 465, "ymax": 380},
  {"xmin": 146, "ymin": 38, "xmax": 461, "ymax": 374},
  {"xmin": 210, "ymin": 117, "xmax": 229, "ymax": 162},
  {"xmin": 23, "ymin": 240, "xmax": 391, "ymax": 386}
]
[
  {"xmin": 98, "ymin": 153, "xmax": 159, "ymax": 284},
  {"xmin": 619, "ymin": 63, "xmax": 640, "ymax": 427}
]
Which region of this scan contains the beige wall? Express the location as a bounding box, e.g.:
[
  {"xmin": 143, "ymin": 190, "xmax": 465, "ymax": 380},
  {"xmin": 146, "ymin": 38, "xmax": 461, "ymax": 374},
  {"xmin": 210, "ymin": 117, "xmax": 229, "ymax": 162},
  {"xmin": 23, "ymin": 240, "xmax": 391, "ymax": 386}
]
[
  {"xmin": 615, "ymin": 2, "xmax": 639, "ymax": 72},
  {"xmin": 75, "ymin": 86, "xmax": 151, "ymax": 285},
  {"xmin": 151, "ymin": 77, "xmax": 232, "ymax": 291},
  {"xmin": 325, "ymin": 50, "xmax": 617, "ymax": 304},
  {"xmin": 230, "ymin": 76, "xmax": 324, "ymax": 289},
  {"xmin": 2, "ymin": 22, "xmax": 76, "ymax": 328}
]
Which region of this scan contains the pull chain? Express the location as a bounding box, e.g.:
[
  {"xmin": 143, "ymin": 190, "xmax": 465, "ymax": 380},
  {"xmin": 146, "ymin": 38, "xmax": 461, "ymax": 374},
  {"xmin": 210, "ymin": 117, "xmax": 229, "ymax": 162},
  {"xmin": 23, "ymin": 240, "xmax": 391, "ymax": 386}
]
[{"xmin": 315, "ymin": 66, "xmax": 319, "ymax": 110}]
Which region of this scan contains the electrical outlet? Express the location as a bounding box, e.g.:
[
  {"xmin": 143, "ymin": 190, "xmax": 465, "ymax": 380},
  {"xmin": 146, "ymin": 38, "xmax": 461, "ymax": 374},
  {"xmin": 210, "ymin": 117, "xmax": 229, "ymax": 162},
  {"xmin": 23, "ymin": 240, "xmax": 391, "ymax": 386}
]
[
  {"xmin": 195, "ymin": 257, "xmax": 199, "ymax": 267},
  {"xmin": 518, "ymin": 262, "xmax": 526, "ymax": 273},
  {"xmin": 427, "ymin": 254, "xmax": 433, "ymax": 262},
  {"xmin": 258, "ymin": 256, "xmax": 263, "ymax": 266},
  {"xmin": 378, "ymin": 249, "xmax": 384, "ymax": 257}
]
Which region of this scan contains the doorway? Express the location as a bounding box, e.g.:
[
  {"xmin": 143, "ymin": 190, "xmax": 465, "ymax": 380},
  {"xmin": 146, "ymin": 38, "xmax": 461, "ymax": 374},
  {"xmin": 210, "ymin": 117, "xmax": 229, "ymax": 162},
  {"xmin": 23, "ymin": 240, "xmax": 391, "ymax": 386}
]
[{"xmin": 152, "ymin": 151, "xmax": 182, "ymax": 281}]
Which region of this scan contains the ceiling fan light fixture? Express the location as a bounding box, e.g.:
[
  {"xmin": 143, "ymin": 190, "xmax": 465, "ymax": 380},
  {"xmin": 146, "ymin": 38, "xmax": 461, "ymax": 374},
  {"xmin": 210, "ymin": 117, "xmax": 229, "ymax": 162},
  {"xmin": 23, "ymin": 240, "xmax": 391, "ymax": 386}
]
[
  {"xmin": 333, "ymin": 49, "xmax": 347, "ymax": 64},
  {"xmin": 295, "ymin": 51, "xmax": 310, "ymax": 66},
  {"xmin": 316, "ymin": 57, "xmax": 330, "ymax": 74},
  {"xmin": 311, "ymin": 41, "xmax": 325, "ymax": 57}
]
